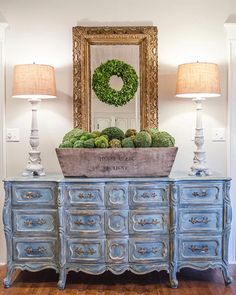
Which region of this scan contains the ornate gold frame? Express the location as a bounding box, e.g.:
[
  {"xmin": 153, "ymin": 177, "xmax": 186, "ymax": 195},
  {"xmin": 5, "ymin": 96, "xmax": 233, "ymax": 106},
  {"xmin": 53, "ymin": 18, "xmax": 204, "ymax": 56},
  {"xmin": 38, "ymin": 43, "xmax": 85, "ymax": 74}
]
[{"xmin": 73, "ymin": 26, "xmax": 158, "ymax": 131}]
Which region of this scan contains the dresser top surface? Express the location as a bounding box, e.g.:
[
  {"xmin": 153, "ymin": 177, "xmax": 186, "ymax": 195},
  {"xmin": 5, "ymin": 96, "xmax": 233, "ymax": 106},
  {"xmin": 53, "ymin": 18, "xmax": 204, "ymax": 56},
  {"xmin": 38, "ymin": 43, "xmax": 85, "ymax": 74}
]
[{"xmin": 3, "ymin": 171, "xmax": 231, "ymax": 183}]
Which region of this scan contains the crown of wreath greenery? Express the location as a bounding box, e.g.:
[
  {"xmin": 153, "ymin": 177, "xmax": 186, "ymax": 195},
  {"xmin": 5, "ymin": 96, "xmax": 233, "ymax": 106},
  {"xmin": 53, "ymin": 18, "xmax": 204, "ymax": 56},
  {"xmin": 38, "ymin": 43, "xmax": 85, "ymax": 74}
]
[{"xmin": 92, "ymin": 59, "xmax": 139, "ymax": 107}]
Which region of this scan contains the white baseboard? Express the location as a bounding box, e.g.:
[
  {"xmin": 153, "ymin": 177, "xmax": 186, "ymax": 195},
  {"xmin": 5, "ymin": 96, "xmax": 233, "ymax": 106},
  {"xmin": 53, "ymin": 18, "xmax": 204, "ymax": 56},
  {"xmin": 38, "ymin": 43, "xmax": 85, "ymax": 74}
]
[{"xmin": 0, "ymin": 262, "xmax": 5, "ymax": 266}]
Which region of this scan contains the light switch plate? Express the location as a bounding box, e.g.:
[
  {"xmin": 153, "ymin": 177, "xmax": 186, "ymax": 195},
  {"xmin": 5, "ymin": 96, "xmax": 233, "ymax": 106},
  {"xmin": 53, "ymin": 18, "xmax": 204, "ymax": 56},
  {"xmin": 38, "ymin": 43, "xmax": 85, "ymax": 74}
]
[
  {"xmin": 212, "ymin": 128, "xmax": 226, "ymax": 142},
  {"xmin": 6, "ymin": 128, "xmax": 20, "ymax": 142}
]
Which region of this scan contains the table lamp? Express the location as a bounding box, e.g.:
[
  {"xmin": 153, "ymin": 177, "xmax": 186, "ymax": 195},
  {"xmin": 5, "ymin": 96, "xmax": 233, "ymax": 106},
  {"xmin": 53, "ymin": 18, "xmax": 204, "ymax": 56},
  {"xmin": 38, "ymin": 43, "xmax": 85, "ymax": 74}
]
[
  {"xmin": 176, "ymin": 62, "xmax": 221, "ymax": 176},
  {"xmin": 12, "ymin": 64, "xmax": 56, "ymax": 176}
]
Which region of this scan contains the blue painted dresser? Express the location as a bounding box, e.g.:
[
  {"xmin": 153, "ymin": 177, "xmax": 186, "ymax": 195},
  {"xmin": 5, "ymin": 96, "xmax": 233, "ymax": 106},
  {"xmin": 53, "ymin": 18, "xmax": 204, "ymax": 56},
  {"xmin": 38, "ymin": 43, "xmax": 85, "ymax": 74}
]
[{"xmin": 2, "ymin": 173, "xmax": 232, "ymax": 289}]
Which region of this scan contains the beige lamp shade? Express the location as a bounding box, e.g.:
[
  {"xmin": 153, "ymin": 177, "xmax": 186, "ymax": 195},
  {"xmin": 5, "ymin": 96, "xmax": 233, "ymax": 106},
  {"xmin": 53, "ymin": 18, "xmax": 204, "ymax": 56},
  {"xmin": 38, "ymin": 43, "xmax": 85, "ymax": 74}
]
[
  {"xmin": 12, "ymin": 64, "xmax": 56, "ymax": 99},
  {"xmin": 176, "ymin": 62, "xmax": 221, "ymax": 98}
]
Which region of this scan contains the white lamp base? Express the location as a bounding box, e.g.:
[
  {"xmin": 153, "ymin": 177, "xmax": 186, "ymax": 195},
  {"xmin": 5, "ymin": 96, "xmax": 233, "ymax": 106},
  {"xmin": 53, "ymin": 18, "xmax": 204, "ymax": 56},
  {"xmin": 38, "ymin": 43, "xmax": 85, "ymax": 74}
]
[
  {"xmin": 189, "ymin": 98, "xmax": 212, "ymax": 177},
  {"xmin": 189, "ymin": 150, "xmax": 212, "ymax": 176},
  {"xmin": 22, "ymin": 99, "xmax": 45, "ymax": 177},
  {"xmin": 22, "ymin": 150, "xmax": 45, "ymax": 176}
]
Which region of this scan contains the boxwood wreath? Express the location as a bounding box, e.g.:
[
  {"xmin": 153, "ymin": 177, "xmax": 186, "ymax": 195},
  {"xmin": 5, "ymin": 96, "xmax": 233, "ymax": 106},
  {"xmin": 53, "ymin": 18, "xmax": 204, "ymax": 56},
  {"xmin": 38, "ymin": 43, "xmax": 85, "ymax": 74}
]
[{"xmin": 92, "ymin": 59, "xmax": 139, "ymax": 107}]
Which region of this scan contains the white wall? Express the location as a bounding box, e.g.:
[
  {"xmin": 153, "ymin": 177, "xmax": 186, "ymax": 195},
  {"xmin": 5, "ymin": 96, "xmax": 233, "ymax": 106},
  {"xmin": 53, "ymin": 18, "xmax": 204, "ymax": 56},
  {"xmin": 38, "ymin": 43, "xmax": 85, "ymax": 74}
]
[
  {"xmin": 0, "ymin": 20, "xmax": 8, "ymax": 265},
  {"xmin": 0, "ymin": 0, "xmax": 235, "ymax": 263}
]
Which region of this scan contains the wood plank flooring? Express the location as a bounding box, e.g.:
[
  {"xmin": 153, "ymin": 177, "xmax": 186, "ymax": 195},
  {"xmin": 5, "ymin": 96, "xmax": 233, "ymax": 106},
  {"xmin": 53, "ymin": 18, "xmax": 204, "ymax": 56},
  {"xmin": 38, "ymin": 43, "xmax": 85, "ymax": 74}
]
[{"xmin": 0, "ymin": 265, "xmax": 235, "ymax": 295}]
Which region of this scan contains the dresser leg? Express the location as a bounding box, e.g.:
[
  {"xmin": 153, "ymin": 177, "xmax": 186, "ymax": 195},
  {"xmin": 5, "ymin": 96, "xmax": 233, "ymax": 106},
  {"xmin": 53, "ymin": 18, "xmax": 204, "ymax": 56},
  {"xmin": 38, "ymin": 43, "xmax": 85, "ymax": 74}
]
[
  {"xmin": 57, "ymin": 268, "xmax": 66, "ymax": 290},
  {"xmin": 3, "ymin": 266, "xmax": 14, "ymax": 288},
  {"xmin": 221, "ymin": 265, "xmax": 232, "ymax": 286},
  {"xmin": 169, "ymin": 266, "xmax": 178, "ymax": 288}
]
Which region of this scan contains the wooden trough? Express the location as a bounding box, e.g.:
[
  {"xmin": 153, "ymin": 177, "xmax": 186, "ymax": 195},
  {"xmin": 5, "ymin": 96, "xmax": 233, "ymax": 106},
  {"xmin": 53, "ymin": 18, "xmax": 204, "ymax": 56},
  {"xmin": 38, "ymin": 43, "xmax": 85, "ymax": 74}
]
[{"xmin": 56, "ymin": 147, "xmax": 178, "ymax": 178}]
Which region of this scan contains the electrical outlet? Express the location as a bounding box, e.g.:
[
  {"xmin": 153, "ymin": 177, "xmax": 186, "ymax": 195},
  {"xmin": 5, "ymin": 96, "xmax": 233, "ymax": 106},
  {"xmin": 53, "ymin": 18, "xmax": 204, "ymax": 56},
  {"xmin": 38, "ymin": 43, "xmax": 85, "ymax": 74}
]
[
  {"xmin": 212, "ymin": 128, "xmax": 225, "ymax": 142},
  {"xmin": 6, "ymin": 128, "xmax": 20, "ymax": 142}
]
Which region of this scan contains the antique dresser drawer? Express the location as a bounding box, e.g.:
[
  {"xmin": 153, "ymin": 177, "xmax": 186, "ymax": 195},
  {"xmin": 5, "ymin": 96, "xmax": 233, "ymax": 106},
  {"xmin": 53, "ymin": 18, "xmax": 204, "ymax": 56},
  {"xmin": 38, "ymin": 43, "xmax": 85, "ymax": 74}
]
[
  {"xmin": 66, "ymin": 210, "xmax": 104, "ymax": 236},
  {"xmin": 105, "ymin": 184, "xmax": 128, "ymax": 208},
  {"xmin": 179, "ymin": 237, "xmax": 222, "ymax": 260},
  {"xmin": 107, "ymin": 239, "xmax": 128, "ymax": 263},
  {"xmin": 179, "ymin": 208, "xmax": 222, "ymax": 233},
  {"xmin": 129, "ymin": 238, "xmax": 168, "ymax": 262},
  {"xmin": 65, "ymin": 184, "xmax": 104, "ymax": 207},
  {"xmin": 179, "ymin": 182, "xmax": 223, "ymax": 205},
  {"xmin": 67, "ymin": 239, "xmax": 105, "ymax": 262},
  {"xmin": 13, "ymin": 238, "xmax": 56, "ymax": 261},
  {"xmin": 12, "ymin": 183, "xmax": 56, "ymax": 206},
  {"xmin": 106, "ymin": 210, "xmax": 128, "ymax": 235},
  {"xmin": 129, "ymin": 210, "xmax": 169, "ymax": 234},
  {"xmin": 129, "ymin": 183, "xmax": 169, "ymax": 207},
  {"xmin": 13, "ymin": 210, "xmax": 57, "ymax": 234}
]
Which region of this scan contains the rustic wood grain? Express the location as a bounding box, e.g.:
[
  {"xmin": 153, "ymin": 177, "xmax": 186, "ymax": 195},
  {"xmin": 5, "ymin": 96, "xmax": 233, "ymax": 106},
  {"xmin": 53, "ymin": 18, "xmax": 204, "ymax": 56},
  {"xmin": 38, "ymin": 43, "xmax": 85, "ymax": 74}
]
[
  {"xmin": 56, "ymin": 147, "xmax": 178, "ymax": 177},
  {"xmin": 0, "ymin": 265, "xmax": 235, "ymax": 295}
]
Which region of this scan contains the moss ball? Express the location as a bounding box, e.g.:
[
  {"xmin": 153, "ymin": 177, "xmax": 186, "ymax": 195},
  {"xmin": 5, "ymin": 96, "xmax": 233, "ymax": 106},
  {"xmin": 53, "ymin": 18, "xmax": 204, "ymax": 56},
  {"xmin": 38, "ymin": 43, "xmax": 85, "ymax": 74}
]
[
  {"xmin": 59, "ymin": 140, "xmax": 73, "ymax": 148},
  {"xmin": 83, "ymin": 138, "xmax": 95, "ymax": 148},
  {"xmin": 73, "ymin": 140, "xmax": 84, "ymax": 148},
  {"xmin": 151, "ymin": 131, "xmax": 175, "ymax": 147},
  {"xmin": 122, "ymin": 137, "xmax": 135, "ymax": 148},
  {"xmin": 109, "ymin": 139, "xmax": 122, "ymax": 148},
  {"xmin": 63, "ymin": 128, "xmax": 85, "ymax": 142},
  {"xmin": 101, "ymin": 127, "xmax": 125, "ymax": 141},
  {"xmin": 95, "ymin": 136, "xmax": 109, "ymax": 148},
  {"xmin": 91, "ymin": 131, "xmax": 101, "ymax": 138},
  {"xmin": 148, "ymin": 128, "xmax": 159, "ymax": 137},
  {"xmin": 134, "ymin": 131, "xmax": 152, "ymax": 147},
  {"xmin": 125, "ymin": 129, "xmax": 137, "ymax": 137}
]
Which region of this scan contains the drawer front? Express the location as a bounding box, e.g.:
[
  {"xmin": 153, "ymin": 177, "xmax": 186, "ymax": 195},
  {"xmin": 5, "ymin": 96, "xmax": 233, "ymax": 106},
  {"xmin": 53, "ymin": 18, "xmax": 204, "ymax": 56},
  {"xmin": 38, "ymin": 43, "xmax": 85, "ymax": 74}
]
[
  {"xmin": 129, "ymin": 184, "xmax": 169, "ymax": 207},
  {"xmin": 12, "ymin": 183, "xmax": 56, "ymax": 206},
  {"xmin": 67, "ymin": 210, "xmax": 104, "ymax": 235},
  {"xmin": 129, "ymin": 238, "xmax": 168, "ymax": 262},
  {"xmin": 13, "ymin": 238, "xmax": 56, "ymax": 261},
  {"xmin": 179, "ymin": 208, "xmax": 222, "ymax": 233},
  {"xmin": 67, "ymin": 239, "xmax": 105, "ymax": 262},
  {"xmin": 107, "ymin": 239, "xmax": 128, "ymax": 263},
  {"xmin": 13, "ymin": 210, "xmax": 57, "ymax": 234},
  {"xmin": 179, "ymin": 237, "xmax": 222, "ymax": 260},
  {"xmin": 106, "ymin": 211, "xmax": 128, "ymax": 235},
  {"xmin": 129, "ymin": 211, "xmax": 169, "ymax": 234},
  {"xmin": 179, "ymin": 182, "xmax": 223, "ymax": 205},
  {"xmin": 66, "ymin": 184, "xmax": 104, "ymax": 207},
  {"xmin": 105, "ymin": 184, "xmax": 128, "ymax": 208}
]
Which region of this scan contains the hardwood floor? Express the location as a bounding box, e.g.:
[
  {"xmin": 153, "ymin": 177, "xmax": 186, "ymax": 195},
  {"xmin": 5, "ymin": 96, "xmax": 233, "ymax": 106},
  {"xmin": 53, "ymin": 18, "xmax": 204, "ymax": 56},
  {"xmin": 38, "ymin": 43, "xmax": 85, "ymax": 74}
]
[{"xmin": 0, "ymin": 265, "xmax": 235, "ymax": 295}]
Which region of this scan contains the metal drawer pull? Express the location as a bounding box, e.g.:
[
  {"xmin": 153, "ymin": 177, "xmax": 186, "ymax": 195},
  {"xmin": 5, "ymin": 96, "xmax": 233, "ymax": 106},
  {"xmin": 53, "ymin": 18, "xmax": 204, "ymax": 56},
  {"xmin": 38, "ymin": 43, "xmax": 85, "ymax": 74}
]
[
  {"xmin": 75, "ymin": 247, "xmax": 96, "ymax": 255},
  {"xmin": 189, "ymin": 245, "xmax": 209, "ymax": 253},
  {"xmin": 22, "ymin": 191, "xmax": 42, "ymax": 200},
  {"xmin": 189, "ymin": 217, "xmax": 209, "ymax": 224},
  {"xmin": 24, "ymin": 218, "xmax": 46, "ymax": 227},
  {"xmin": 141, "ymin": 192, "xmax": 157, "ymax": 199},
  {"xmin": 25, "ymin": 246, "xmax": 46, "ymax": 255},
  {"xmin": 137, "ymin": 247, "xmax": 159, "ymax": 255},
  {"xmin": 74, "ymin": 219, "xmax": 96, "ymax": 226},
  {"xmin": 192, "ymin": 191, "xmax": 208, "ymax": 197},
  {"xmin": 138, "ymin": 219, "xmax": 160, "ymax": 226},
  {"xmin": 78, "ymin": 193, "xmax": 94, "ymax": 199}
]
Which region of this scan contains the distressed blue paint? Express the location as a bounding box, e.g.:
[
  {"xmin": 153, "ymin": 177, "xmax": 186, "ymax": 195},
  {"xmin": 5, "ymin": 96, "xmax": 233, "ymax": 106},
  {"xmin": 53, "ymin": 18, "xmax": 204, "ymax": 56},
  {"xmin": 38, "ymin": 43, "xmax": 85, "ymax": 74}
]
[
  {"xmin": 106, "ymin": 210, "xmax": 128, "ymax": 234},
  {"xmin": 179, "ymin": 208, "xmax": 222, "ymax": 233},
  {"xmin": 66, "ymin": 184, "xmax": 104, "ymax": 207},
  {"xmin": 107, "ymin": 239, "xmax": 128, "ymax": 262},
  {"xmin": 68, "ymin": 239, "xmax": 105, "ymax": 262},
  {"xmin": 106, "ymin": 184, "xmax": 128, "ymax": 208},
  {"xmin": 130, "ymin": 210, "xmax": 168, "ymax": 233},
  {"xmin": 68, "ymin": 210, "xmax": 104, "ymax": 235},
  {"xmin": 13, "ymin": 210, "xmax": 56, "ymax": 233},
  {"xmin": 2, "ymin": 175, "xmax": 232, "ymax": 289}
]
